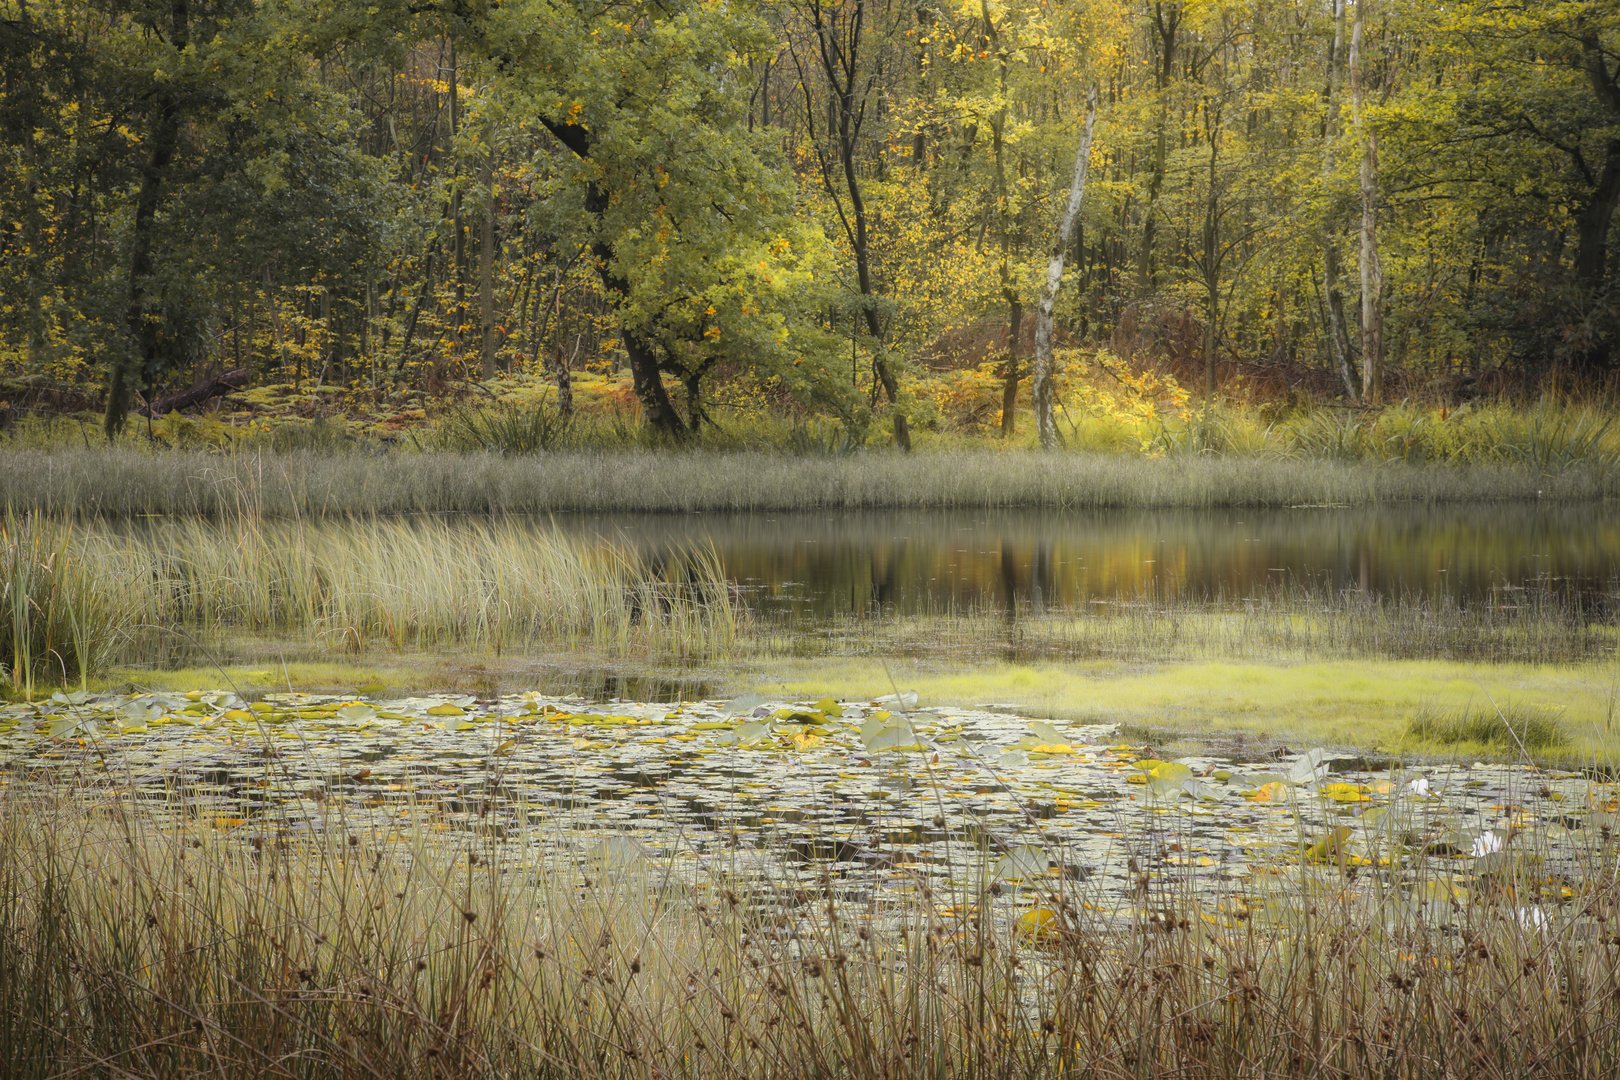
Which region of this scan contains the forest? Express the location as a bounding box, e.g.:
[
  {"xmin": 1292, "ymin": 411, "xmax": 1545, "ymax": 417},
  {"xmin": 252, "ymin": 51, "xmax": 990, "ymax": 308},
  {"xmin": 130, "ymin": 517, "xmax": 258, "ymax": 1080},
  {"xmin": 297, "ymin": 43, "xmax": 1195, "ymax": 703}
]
[{"xmin": 2, "ymin": 0, "xmax": 1618, "ymax": 447}]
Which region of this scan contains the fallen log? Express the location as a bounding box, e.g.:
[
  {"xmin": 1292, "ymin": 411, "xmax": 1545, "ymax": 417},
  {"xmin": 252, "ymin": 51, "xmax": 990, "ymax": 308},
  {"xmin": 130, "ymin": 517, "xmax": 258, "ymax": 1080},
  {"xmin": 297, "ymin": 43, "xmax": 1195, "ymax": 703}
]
[{"xmin": 135, "ymin": 368, "xmax": 249, "ymax": 418}]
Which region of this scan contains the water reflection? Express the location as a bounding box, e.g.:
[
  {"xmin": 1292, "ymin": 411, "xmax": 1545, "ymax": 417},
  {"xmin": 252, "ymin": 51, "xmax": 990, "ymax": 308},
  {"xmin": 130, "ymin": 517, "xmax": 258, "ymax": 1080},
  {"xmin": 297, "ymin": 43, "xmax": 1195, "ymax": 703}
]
[{"xmin": 553, "ymin": 504, "xmax": 1620, "ymax": 619}]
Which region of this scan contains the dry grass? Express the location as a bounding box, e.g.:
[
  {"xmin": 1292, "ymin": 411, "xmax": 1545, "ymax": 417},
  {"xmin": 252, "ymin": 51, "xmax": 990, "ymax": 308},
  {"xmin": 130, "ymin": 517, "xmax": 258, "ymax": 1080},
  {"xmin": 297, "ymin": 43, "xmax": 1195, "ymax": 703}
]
[
  {"xmin": 2, "ymin": 773, "xmax": 1617, "ymax": 1079},
  {"xmin": 0, "ymin": 446, "xmax": 1611, "ymax": 518}
]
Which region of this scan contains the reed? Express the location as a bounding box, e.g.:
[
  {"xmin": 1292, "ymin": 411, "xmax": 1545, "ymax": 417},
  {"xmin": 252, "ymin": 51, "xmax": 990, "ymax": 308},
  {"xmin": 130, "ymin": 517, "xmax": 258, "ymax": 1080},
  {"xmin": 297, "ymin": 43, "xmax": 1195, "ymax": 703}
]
[
  {"xmin": 0, "ymin": 514, "xmax": 738, "ymax": 691},
  {"xmin": 1, "ymin": 446, "xmax": 1612, "ymax": 518},
  {"xmin": 0, "ymin": 512, "xmax": 115, "ymax": 695},
  {"xmin": 1, "ymin": 772, "xmax": 1615, "ymax": 1079}
]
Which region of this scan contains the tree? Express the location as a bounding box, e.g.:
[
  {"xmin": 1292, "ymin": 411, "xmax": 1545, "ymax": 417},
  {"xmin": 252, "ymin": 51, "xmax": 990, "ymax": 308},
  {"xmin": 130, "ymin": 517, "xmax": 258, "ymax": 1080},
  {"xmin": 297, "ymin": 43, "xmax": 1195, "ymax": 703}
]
[
  {"xmin": 784, "ymin": 0, "xmax": 913, "ymax": 449},
  {"xmin": 481, "ymin": 0, "xmax": 833, "ymax": 436},
  {"xmin": 0, "ymin": 0, "xmax": 395, "ymax": 437}
]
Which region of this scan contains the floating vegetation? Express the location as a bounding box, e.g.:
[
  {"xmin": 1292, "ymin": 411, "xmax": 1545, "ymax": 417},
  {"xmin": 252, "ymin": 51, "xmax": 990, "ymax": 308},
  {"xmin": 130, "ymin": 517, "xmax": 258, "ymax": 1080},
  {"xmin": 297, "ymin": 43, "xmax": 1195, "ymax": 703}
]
[
  {"xmin": 6, "ymin": 688, "xmax": 1615, "ymax": 912},
  {"xmin": 4, "ymin": 689, "xmax": 1619, "ymax": 1078}
]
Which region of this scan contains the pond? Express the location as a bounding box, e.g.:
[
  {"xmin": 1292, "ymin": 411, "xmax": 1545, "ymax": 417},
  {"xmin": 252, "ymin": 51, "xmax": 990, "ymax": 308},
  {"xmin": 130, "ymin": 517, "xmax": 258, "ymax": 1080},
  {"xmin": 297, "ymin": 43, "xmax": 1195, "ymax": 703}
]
[
  {"xmin": 553, "ymin": 502, "xmax": 1620, "ymax": 620},
  {"xmin": 9, "ymin": 688, "xmax": 1614, "ymax": 916}
]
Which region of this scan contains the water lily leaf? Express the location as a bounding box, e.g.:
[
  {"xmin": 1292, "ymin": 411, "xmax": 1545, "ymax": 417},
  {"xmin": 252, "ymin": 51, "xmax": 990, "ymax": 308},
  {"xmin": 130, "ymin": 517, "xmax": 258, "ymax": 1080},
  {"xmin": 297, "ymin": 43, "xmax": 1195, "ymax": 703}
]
[
  {"xmin": 859, "ymin": 715, "xmax": 891, "ymax": 746},
  {"xmin": 814, "ymin": 697, "xmax": 843, "ymax": 718},
  {"xmin": 1288, "ymin": 748, "xmax": 1329, "ymax": 785},
  {"xmin": 1301, "ymin": 827, "xmax": 1355, "ymax": 863},
  {"xmin": 337, "ymin": 704, "xmax": 377, "ymax": 723},
  {"xmin": 994, "ymin": 844, "xmax": 1048, "ymax": 881},
  {"xmin": 718, "ymin": 722, "xmax": 770, "ymax": 747},
  {"xmin": 790, "ymin": 731, "xmax": 824, "ymax": 751},
  {"xmin": 426, "ymin": 704, "xmax": 466, "ymax": 716},
  {"xmin": 997, "ymin": 749, "xmax": 1029, "ymax": 768},
  {"xmin": 1358, "ymin": 806, "xmax": 1389, "ymax": 827},
  {"xmin": 1028, "ymin": 721, "xmax": 1065, "ymax": 745},
  {"xmin": 355, "ymin": 682, "xmax": 388, "ymax": 695},
  {"xmin": 249, "ymin": 702, "xmax": 274, "ymax": 714},
  {"xmin": 691, "ymin": 722, "xmax": 734, "ymax": 731},
  {"xmin": 876, "ymin": 690, "xmax": 918, "ymax": 709},
  {"xmin": 1317, "ymin": 782, "xmax": 1367, "ymax": 803},
  {"xmin": 1147, "ymin": 776, "xmax": 1186, "ymax": 797},
  {"xmin": 593, "ymin": 836, "xmax": 648, "ymax": 869},
  {"xmin": 1029, "ymin": 743, "xmax": 1073, "ymax": 755},
  {"xmin": 720, "ymin": 693, "xmax": 766, "ymax": 720},
  {"xmin": 1249, "ymin": 781, "xmax": 1292, "ymax": 803},
  {"xmin": 46, "ymin": 716, "xmax": 79, "ymax": 738},
  {"xmin": 1017, "ymin": 907, "xmax": 1061, "ymax": 938},
  {"xmin": 864, "ymin": 726, "xmax": 922, "ymax": 753}
]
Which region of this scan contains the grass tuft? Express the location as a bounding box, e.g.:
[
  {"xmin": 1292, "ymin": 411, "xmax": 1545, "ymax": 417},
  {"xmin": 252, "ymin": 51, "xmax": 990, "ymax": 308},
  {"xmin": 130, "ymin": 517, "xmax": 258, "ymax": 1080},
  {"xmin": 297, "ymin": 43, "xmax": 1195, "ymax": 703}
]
[{"xmin": 1406, "ymin": 702, "xmax": 1569, "ymax": 752}]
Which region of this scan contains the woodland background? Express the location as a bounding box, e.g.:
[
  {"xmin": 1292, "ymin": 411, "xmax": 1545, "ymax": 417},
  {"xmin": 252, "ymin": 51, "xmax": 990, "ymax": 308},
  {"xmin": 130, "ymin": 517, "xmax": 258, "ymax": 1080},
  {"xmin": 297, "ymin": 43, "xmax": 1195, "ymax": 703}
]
[{"xmin": 2, "ymin": 0, "xmax": 1618, "ymax": 445}]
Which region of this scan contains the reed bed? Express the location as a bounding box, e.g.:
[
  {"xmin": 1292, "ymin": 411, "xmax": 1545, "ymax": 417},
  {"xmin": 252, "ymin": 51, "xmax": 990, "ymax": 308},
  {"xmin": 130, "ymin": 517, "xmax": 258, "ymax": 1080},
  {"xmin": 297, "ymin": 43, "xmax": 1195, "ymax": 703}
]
[
  {"xmin": 2, "ymin": 447, "xmax": 1613, "ymax": 518},
  {"xmin": 770, "ymin": 581, "xmax": 1619, "ymax": 668},
  {"xmin": 2, "ymin": 776, "xmax": 1616, "ymax": 1079},
  {"xmin": 1, "ymin": 513, "xmax": 738, "ymax": 687}
]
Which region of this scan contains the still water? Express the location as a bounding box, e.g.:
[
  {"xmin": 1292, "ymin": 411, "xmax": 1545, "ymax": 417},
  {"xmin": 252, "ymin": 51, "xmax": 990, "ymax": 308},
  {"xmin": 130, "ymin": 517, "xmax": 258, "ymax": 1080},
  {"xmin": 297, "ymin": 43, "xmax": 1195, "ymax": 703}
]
[{"xmin": 553, "ymin": 503, "xmax": 1620, "ymax": 619}]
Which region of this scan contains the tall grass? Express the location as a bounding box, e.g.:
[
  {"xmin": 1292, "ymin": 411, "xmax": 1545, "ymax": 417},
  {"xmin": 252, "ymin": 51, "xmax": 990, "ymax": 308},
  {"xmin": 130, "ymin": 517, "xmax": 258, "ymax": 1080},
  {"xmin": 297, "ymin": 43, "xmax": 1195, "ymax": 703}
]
[
  {"xmin": 1, "ymin": 514, "xmax": 739, "ymax": 689},
  {"xmin": 0, "ymin": 513, "xmax": 115, "ymax": 695},
  {"xmin": 1, "ymin": 446, "xmax": 1611, "ymax": 518},
  {"xmin": 2, "ymin": 777, "xmax": 1616, "ymax": 1079},
  {"xmin": 768, "ymin": 580, "xmax": 1618, "ymax": 667}
]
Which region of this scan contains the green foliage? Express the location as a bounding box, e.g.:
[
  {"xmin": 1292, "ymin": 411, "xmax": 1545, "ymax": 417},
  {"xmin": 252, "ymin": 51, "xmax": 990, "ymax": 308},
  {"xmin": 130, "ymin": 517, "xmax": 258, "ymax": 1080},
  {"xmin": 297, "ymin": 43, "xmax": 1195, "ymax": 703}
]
[
  {"xmin": 436, "ymin": 402, "xmax": 573, "ymax": 454},
  {"xmin": 3, "ymin": 0, "xmax": 1619, "ymax": 431}
]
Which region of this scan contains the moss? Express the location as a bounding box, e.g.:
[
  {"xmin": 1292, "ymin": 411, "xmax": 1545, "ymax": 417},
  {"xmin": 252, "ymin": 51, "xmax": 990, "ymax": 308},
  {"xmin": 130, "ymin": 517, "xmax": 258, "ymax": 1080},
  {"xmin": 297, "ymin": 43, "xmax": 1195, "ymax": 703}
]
[{"xmin": 751, "ymin": 656, "xmax": 1620, "ymax": 762}]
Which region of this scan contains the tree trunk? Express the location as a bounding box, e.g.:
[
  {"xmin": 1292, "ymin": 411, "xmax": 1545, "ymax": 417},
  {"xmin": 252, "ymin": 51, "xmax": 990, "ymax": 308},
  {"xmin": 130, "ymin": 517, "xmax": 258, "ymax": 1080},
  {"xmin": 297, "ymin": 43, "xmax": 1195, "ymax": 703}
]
[
  {"xmin": 480, "ymin": 132, "xmax": 496, "ymax": 380},
  {"xmin": 1201, "ymin": 97, "xmax": 1223, "ymax": 423},
  {"xmin": 1032, "ymin": 90, "xmax": 1098, "ymax": 450},
  {"xmin": 107, "ymin": 0, "xmax": 188, "ymax": 439},
  {"xmin": 1322, "ymin": 0, "xmax": 1358, "ymax": 401},
  {"xmin": 1137, "ymin": 3, "xmax": 1179, "ymax": 296},
  {"xmin": 985, "ymin": 2, "xmax": 1021, "ymax": 438},
  {"xmin": 1575, "ymin": 35, "xmax": 1620, "ymax": 301},
  {"xmin": 1002, "ymin": 299, "xmax": 1022, "ymax": 437},
  {"xmin": 802, "ymin": 0, "xmax": 909, "ymax": 449},
  {"xmin": 1352, "ymin": 0, "xmax": 1383, "ymax": 403},
  {"xmin": 449, "ymin": 39, "xmax": 465, "ymax": 354},
  {"xmin": 1572, "ymin": 141, "xmax": 1620, "ymax": 300},
  {"xmin": 135, "ymin": 368, "xmax": 247, "ymax": 418}
]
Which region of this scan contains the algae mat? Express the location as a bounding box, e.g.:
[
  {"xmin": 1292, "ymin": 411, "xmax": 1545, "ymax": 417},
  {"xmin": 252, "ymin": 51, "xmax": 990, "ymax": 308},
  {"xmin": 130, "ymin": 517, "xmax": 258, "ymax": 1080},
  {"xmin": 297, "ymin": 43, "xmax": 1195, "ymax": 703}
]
[{"xmin": 3, "ymin": 689, "xmax": 1616, "ymax": 922}]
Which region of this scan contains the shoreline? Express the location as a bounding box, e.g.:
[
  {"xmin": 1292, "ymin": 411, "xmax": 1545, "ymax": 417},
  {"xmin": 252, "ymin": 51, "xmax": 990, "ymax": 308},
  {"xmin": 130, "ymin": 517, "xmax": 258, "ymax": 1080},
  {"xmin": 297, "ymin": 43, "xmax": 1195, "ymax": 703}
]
[{"xmin": 1, "ymin": 446, "xmax": 1614, "ymax": 517}]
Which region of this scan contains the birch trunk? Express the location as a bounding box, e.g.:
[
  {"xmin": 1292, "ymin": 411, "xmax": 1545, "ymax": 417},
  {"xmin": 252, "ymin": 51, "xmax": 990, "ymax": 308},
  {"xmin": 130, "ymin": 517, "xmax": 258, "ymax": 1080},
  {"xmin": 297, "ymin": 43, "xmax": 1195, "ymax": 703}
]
[
  {"xmin": 1322, "ymin": 0, "xmax": 1358, "ymax": 401},
  {"xmin": 1351, "ymin": 0, "xmax": 1383, "ymax": 403},
  {"xmin": 1032, "ymin": 90, "xmax": 1098, "ymax": 450}
]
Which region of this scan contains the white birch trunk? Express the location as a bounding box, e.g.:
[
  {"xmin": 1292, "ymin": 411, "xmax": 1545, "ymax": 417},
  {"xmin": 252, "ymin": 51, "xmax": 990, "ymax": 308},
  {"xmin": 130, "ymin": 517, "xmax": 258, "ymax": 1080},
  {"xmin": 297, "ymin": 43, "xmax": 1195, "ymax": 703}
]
[
  {"xmin": 1351, "ymin": 0, "xmax": 1383, "ymax": 403},
  {"xmin": 1323, "ymin": 0, "xmax": 1358, "ymax": 401},
  {"xmin": 1032, "ymin": 90, "xmax": 1098, "ymax": 450}
]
